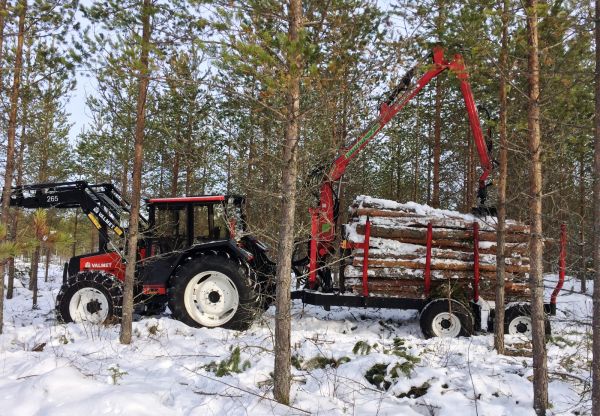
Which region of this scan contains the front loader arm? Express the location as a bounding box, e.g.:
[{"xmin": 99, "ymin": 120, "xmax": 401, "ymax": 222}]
[{"xmin": 312, "ymin": 46, "xmax": 494, "ymax": 259}]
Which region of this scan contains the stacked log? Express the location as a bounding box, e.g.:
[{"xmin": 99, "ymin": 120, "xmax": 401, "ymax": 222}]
[{"xmin": 343, "ymin": 196, "xmax": 531, "ymax": 302}]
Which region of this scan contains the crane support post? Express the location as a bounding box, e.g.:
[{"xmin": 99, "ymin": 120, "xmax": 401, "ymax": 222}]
[
  {"xmin": 473, "ymin": 222, "xmax": 480, "ymax": 302},
  {"xmin": 362, "ymin": 217, "xmax": 371, "ymax": 297},
  {"xmin": 309, "ymin": 208, "xmax": 318, "ymax": 289}
]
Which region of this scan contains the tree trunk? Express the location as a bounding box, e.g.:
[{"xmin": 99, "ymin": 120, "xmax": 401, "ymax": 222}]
[
  {"xmin": 273, "ymin": 0, "xmax": 302, "ymax": 405},
  {"xmin": 591, "ymin": 0, "xmax": 600, "ymax": 412},
  {"xmin": 72, "ymin": 211, "xmax": 78, "ymax": 258},
  {"xmin": 0, "ymin": 0, "xmax": 27, "ymax": 333},
  {"xmin": 30, "ymin": 246, "xmax": 40, "ymax": 308},
  {"xmin": 44, "ymin": 247, "xmax": 50, "ymax": 283},
  {"xmin": 120, "ymin": 0, "xmax": 151, "ymax": 345},
  {"xmin": 494, "ymin": 0, "xmax": 510, "ymax": 355},
  {"xmin": 8, "ymin": 84, "xmax": 29, "ymax": 300},
  {"xmin": 579, "ymin": 150, "xmax": 586, "ymax": 293},
  {"xmin": 171, "ymin": 132, "xmax": 180, "ymax": 197},
  {"xmin": 526, "ymin": 1, "xmax": 548, "ymax": 413},
  {"xmin": 431, "ymin": 77, "xmax": 442, "ymax": 208}
]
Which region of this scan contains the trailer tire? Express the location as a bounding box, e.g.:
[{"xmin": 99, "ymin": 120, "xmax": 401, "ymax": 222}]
[
  {"xmin": 168, "ymin": 255, "xmax": 259, "ymax": 330},
  {"xmin": 56, "ymin": 271, "xmax": 123, "ymax": 325},
  {"xmin": 504, "ymin": 304, "xmax": 551, "ymax": 339},
  {"xmin": 420, "ymin": 298, "xmax": 474, "ymax": 338}
]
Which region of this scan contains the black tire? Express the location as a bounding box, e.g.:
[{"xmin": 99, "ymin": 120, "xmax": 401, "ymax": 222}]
[
  {"xmin": 504, "ymin": 304, "xmax": 551, "ymax": 339},
  {"xmin": 168, "ymin": 255, "xmax": 259, "ymax": 330},
  {"xmin": 56, "ymin": 271, "xmax": 123, "ymax": 324},
  {"xmin": 420, "ymin": 298, "xmax": 475, "ymax": 339}
]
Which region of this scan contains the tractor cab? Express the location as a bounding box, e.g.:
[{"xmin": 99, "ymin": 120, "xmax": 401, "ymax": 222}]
[{"xmin": 144, "ymin": 195, "xmax": 246, "ymax": 255}]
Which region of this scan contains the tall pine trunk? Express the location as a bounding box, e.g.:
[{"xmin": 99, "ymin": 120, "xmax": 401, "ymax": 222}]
[
  {"xmin": 526, "ymin": 0, "xmax": 548, "ymax": 413},
  {"xmin": 494, "ymin": 0, "xmax": 510, "ymax": 355},
  {"xmin": 30, "ymin": 246, "xmax": 39, "ymax": 307},
  {"xmin": 120, "ymin": 0, "xmax": 151, "ymax": 345},
  {"xmin": 579, "ymin": 151, "xmax": 586, "ymax": 293},
  {"xmin": 7, "ymin": 78, "xmax": 29, "ymax": 300},
  {"xmin": 0, "ymin": 0, "xmax": 27, "ymax": 334},
  {"xmin": 273, "ymin": 0, "xmax": 302, "ymax": 405},
  {"xmin": 591, "ymin": 0, "xmax": 600, "ymax": 411}
]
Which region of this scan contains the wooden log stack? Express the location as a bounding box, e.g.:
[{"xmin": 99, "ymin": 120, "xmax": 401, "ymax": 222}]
[{"xmin": 343, "ymin": 196, "xmax": 531, "ymax": 302}]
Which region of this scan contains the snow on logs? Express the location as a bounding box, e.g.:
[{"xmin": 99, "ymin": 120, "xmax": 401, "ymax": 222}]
[{"xmin": 343, "ymin": 196, "xmax": 530, "ymax": 301}]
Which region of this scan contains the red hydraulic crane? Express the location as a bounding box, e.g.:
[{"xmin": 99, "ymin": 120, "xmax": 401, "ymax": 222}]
[{"xmin": 308, "ymin": 46, "xmax": 495, "ymax": 284}]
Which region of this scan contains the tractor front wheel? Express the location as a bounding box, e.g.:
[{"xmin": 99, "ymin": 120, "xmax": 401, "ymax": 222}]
[
  {"xmin": 168, "ymin": 255, "xmax": 259, "ymax": 330},
  {"xmin": 56, "ymin": 271, "xmax": 123, "ymax": 324}
]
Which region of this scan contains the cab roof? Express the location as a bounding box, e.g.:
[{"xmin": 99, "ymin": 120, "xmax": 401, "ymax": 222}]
[{"xmin": 146, "ymin": 195, "xmax": 245, "ymax": 205}]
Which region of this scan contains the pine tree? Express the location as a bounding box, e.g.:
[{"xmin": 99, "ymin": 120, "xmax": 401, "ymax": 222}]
[
  {"xmin": 592, "ymin": 0, "xmax": 600, "ymax": 411},
  {"xmin": 0, "ymin": 0, "xmax": 27, "ymax": 335},
  {"xmin": 526, "ymin": 0, "xmax": 548, "ymax": 413}
]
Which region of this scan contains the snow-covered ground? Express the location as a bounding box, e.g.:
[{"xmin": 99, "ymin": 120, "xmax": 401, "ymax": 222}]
[{"xmin": 0, "ymin": 261, "xmax": 592, "ymax": 415}]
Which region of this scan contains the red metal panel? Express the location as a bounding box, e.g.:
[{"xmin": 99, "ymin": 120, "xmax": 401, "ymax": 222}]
[
  {"xmin": 424, "ymin": 223, "xmax": 433, "ymax": 297},
  {"xmin": 309, "ymin": 209, "xmax": 318, "ymax": 289},
  {"xmin": 552, "ymin": 223, "xmax": 567, "ymax": 306},
  {"xmin": 79, "ymin": 251, "xmax": 125, "ymax": 281},
  {"xmin": 142, "ymin": 285, "xmax": 167, "ymax": 295},
  {"xmin": 362, "ymin": 218, "xmax": 371, "ymax": 297},
  {"xmin": 473, "ymin": 222, "xmax": 480, "ymax": 302},
  {"xmin": 148, "ymin": 196, "xmax": 225, "ymax": 203}
]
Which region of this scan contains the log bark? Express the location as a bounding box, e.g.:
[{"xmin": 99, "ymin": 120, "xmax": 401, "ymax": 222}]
[
  {"xmin": 345, "ymin": 278, "xmax": 530, "ymax": 300},
  {"xmin": 344, "ymin": 265, "xmax": 527, "ymax": 281},
  {"xmin": 359, "ymin": 248, "xmax": 529, "ymax": 265},
  {"xmin": 351, "ymin": 210, "xmax": 530, "ymax": 233},
  {"xmin": 348, "ymin": 235, "xmax": 529, "ymax": 255},
  {"xmin": 356, "ymin": 224, "xmax": 529, "ymax": 243},
  {"xmin": 351, "ymin": 258, "xmax": 529, "ymax": 274}
]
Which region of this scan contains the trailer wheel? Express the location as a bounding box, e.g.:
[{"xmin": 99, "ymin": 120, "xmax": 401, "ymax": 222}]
[
  {"xmin": 420, "ymin": 298, "xmax": 474, "ymax": 338},
  {"xmin": 56, "ymin": 271, "xmax": 123, "ymax": 324},
  {"xmin": 505, "ymin": 305, "xmax": 551, "ymax": 338},
  {"xmin": 168, "ymin": 255, "xmax": 259, "ymax": 330}
]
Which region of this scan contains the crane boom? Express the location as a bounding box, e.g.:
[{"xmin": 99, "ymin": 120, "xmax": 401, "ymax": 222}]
[{"xmin": 311, "ymin": 46, "xmax": 494, "ymax": 262}]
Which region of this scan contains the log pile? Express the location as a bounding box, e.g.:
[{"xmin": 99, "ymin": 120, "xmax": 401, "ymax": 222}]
[{"xmin": 343, "ymin": 196, "xmax": 531, "ymax": 301}]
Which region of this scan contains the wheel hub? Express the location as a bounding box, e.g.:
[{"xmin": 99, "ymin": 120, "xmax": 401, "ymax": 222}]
[
  {"xmin": 508, "ymin": 315, "xmax": 533, "ymax": 337},
  {"xmin": 432, "ymin": 312, "xmax": 461, "ymax": 338},
  {"xmin": 208, "ymin": 290, "xmax": 221, "ymax": 304},
  {"xmin": 86, "ymin": 299, "xmax": 102, "ymax": 314},
  {"xmin": 68, "ymin": 286, "xmax": 110, "ymax": 324},
  {"xmin": 183, "ymin": 271, "xmax": 240, "ymax": 327}
]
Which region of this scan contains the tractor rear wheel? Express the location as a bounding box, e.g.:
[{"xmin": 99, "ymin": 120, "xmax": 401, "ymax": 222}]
[
  {"xmin": 56, "ymin": 271, "xmax": 123, "ymax": 324},
  {"xmin": 420, "ymin": 298, "xmax": 474, "ymax": 338},
  {"xmin": 168, "ymin": 255, "xmax": 259, "ymax": 330}
]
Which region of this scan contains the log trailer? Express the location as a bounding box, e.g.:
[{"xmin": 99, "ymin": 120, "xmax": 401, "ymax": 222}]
[
  {"xmin": 290, "ymin": 45, "xmax": 564, "ymax": 338},
  {"xmin": 8, "ymin": 46, "xmax": 564, "ymax": 338}
]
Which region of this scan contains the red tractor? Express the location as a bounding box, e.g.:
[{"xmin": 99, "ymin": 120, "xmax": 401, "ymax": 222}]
[{"xmin": 10, "ymin": 183, "xmax": 275, "ymax": 330}]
